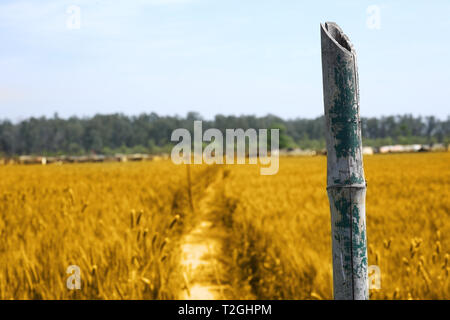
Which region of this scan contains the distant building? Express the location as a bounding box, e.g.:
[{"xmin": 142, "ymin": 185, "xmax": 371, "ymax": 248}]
[
  {"xmin": 431, "ymin": 143, "xmax": 446, "ymax": 152},
  {"xmin": 379, "ymin": 144, "xmax": 421, "ymax": 154},
  {"xmin": 362, "ymin": 146, "xmax": 374, "ymax": 155},
  {"xmin": 115, "ymin": 154, "xmax": 128, "ymax": 162}
]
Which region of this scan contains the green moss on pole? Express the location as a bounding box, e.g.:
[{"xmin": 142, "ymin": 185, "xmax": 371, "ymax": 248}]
[{"xmin": 320, "ymin": 22, "xmax": 369, "ymax": 300}]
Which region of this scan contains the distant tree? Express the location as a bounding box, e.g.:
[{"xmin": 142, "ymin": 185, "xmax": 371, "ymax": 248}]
[{"xmin": 0, "ymin": 112, "xmax": 448, "ymax": 156}]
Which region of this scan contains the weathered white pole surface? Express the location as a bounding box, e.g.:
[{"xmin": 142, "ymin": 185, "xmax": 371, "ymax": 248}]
[{"xmin": 320, "ymin": 22, "xmax": 369, "ymax": 300}]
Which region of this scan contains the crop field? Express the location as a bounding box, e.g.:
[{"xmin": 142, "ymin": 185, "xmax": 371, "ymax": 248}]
[
  {"xmin": 223, "ymin": 152, "xmax": 449, "ymax": 299},
  {"xmin": 0, "ymin": 162, "xmax": 193, "ymax": 299},
  {"xmin": 0, "ymin": 152, "xmax": 448, "ymax": 299}
]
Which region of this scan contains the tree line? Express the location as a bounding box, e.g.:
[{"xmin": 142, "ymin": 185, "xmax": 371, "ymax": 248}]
[{"xmin": 0, "ymin": 112, "xmax": 448, "ymax": 156}]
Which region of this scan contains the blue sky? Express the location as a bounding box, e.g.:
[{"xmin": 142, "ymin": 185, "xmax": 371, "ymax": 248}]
[{"xmin": 0, "ymin": 0, "xmax": 449, "ymax": 121}]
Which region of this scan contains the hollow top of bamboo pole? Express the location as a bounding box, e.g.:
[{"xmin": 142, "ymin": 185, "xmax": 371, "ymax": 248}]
[{"xmin": 320, "ymin": 22, "xmax": 356, "ymax": 57}]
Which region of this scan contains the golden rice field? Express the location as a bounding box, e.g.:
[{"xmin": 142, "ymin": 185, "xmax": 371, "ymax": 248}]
[
  {"xmin": 0, "ymin": 161, "xmax": 192, "ymax": 299},
  {"xmin": 222, "ymin": 152, "xmax": 449, "ymax": 300},
  {"xmin": 0, "ymin": 152, "xmax": 448, "ymax": 299}
]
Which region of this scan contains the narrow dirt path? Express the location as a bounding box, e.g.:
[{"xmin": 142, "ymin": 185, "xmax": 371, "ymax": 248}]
[{"xmin": 178, "ymin": 168, "xmax": 232, "ymax": 300}]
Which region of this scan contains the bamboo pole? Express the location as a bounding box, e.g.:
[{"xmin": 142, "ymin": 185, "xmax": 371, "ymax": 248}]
[{"xmin": 320, "ymin": 22, "xmax": 369, "ymax": 300}]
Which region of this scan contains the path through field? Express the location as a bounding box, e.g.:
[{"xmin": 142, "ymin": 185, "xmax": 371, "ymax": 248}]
[{"xmin": 179, "ymin": 169, "xmax": 232, "ymax": 299}]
